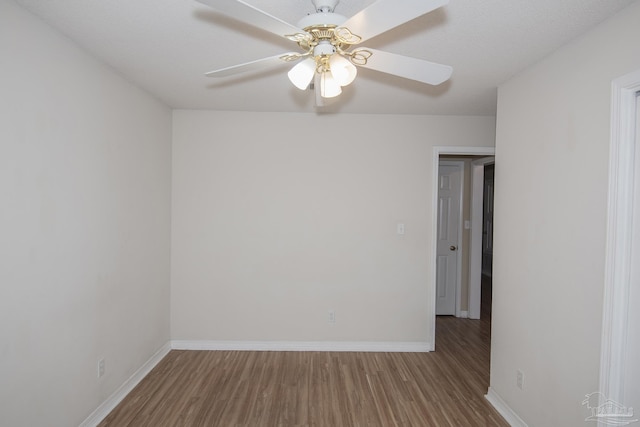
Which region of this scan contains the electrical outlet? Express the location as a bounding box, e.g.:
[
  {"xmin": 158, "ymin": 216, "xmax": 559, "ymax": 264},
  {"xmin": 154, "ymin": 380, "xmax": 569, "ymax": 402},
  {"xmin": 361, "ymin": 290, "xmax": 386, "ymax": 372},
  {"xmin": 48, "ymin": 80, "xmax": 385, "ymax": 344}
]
[
  {"xmin": 328, "ymin": 309, "xmax": 336, "ymax": 324},
  {"xmin": 98, "ymin": 359, "xmax": 105, "ymax": 378},
  {"xmin": 516, "ymin": 370, "xmax": 524, "ymax": 390}
]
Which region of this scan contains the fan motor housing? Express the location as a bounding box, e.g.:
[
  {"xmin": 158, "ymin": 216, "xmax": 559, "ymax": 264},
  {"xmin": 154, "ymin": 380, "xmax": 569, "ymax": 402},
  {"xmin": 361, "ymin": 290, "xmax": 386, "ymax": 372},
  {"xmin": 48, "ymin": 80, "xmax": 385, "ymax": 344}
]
[{"xmin": 297, "ymin": 12, "xmax": 347, "ymax": 30}]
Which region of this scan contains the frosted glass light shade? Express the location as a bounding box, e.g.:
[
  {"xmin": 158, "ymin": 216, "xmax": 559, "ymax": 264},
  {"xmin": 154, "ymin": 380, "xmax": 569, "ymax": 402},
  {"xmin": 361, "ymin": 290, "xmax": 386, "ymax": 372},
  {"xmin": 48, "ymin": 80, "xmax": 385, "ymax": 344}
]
[
  {"xmin": 320, "ymin": 71, "xmax": 342, "ymax": 98},
  {"xmin": 329, "ymin": 54, "xmax": 357, "ymax": 86},
  {"xmin": 288, "ymin": 58, "xmax": 316, "ymax": 90}
]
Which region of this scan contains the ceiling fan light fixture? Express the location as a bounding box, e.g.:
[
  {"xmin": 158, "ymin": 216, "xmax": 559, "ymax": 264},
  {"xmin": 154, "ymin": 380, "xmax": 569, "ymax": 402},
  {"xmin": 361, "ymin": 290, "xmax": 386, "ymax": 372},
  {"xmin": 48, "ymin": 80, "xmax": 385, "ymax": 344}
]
[
  {"xmin": 329, "ymin": 54, "xmax": 357, "ymax": 86},
  {"xmin": 320, "ymin": 71, "xmax": 342, "ymax": 98},
  {"xmin": 198, "ymin": 0, "xmax": 453, "ymax": 105},
  {"xmin": 288, "ymin": 58, "xmax": 316, "ymax": 90}
]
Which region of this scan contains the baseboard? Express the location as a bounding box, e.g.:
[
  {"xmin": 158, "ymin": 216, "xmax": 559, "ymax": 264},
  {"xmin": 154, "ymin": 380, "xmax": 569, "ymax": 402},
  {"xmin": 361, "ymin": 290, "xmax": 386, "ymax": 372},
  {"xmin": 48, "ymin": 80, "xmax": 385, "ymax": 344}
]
[
  {"xmin": 485, "ymin": 387, "xmax": 528, "ymax": 427},
  {"xmin": 171, "ymin": 340, "xmax": 432, "ymax": 352},
  {"xmin": 458, "ymin": 310, "xmax": 469, "ymax": 319},
  {"xmin": 80, "ymin": 342, "xmax": 171, "ymax": 427}
]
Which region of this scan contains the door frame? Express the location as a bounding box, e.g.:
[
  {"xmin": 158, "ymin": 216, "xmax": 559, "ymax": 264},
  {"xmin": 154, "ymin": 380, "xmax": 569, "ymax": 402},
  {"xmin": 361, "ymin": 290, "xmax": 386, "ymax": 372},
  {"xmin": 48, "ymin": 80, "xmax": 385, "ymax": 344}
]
[
  {"xmin": 436, "ymin": 159, "xmax": 465, "ymax": 316},
  {"xmin": 599, "ymin": 69, "xmax": 640, "ymax": 413},
  {"xmin": 469, "ymin": 157, "xmax": 495, "ymax": 319},
  {"xmin": 430, "ymin": 146, "xmax": 495, "ymax": 349}
]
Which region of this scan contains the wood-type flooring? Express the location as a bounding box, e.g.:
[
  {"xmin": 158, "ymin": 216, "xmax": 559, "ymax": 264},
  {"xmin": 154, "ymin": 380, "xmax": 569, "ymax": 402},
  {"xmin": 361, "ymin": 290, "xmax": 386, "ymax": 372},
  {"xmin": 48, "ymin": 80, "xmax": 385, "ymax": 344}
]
[{"xmin": 99, "ymin": 278, "xmax": 506, "ymax": 426}]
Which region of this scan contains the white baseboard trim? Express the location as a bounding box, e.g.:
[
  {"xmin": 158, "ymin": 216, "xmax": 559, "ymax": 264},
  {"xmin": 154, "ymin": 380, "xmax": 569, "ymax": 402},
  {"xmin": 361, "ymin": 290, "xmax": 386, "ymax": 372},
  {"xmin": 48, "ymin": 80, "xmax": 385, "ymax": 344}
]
[
  {"xmin": 80, "ymin": 342, "xmax": 171, "ymax": 427},
  {"xmin": 171, "ymin": 340, "xmax": 432, "ymax": 352},
  {"xmin": 485, "ymin": 387, "xmax": 528, "ymax": 427},
  {"xmin": 458, "ymin": 311, "xmax": 469, "ymax": 319}
]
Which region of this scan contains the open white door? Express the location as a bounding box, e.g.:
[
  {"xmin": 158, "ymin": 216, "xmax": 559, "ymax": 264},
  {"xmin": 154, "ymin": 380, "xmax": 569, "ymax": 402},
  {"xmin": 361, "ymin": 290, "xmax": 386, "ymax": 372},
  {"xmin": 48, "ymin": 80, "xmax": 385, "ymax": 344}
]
[{"xmin": 435, "ymin": 160, "xmax": 463, "ymax": 315}]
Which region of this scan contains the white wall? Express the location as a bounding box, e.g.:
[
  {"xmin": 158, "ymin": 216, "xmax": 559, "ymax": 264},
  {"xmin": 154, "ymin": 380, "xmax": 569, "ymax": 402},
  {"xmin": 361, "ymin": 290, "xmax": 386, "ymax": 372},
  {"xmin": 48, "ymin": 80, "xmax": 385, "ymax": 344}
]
[
  {"xmin": 490, "ymin": 1, "xmax": 640, "ymax": 425},
  {"xmin": 0, "ymin": 1, "xmax": 172, "ymax": 426},
  {"xmin": 171, "ymin": 111, "xmax": 495, "ymax": 347}
]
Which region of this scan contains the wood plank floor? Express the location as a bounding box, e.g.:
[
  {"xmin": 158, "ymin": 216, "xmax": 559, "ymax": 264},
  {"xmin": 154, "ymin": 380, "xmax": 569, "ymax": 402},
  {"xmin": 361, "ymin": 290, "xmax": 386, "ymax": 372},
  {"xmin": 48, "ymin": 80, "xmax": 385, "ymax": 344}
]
[{"xmin": 100, "ymin": 280, "xmax": 505, "ymax": 426}]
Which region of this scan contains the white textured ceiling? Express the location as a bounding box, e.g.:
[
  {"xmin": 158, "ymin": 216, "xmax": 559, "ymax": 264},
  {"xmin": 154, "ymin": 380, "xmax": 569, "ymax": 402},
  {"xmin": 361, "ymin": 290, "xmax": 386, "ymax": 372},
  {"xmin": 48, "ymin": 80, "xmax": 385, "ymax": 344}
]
[{"xmin": 14, "ymin": 0, "xmax": 636, "ymax": 115}]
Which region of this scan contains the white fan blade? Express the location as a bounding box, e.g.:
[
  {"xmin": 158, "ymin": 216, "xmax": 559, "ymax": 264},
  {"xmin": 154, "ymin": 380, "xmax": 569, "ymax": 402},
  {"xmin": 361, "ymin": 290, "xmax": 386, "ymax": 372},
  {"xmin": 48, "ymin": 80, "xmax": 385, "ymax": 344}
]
[
  {"xmin": 196, "ymin": 0, "xmax": 304, "ymax": 39},
  {"xmin": 205, "ymin": 53, "xmax": 300, "ymax": 77},
  {"xmin": 357, "ymin": 48, "xmax": 452, "ymax": 85},
  {"xmin": 342, "ymin": 0, "xmax": 448, "ymax": 43}
]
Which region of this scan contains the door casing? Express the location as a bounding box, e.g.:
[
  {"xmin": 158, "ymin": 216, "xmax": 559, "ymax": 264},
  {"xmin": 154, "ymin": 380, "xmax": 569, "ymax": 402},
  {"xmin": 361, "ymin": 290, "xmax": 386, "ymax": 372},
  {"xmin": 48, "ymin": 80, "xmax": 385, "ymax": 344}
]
[{"xmin": 600, "ymin": 68, "xmax": 640, "ymax": 415}]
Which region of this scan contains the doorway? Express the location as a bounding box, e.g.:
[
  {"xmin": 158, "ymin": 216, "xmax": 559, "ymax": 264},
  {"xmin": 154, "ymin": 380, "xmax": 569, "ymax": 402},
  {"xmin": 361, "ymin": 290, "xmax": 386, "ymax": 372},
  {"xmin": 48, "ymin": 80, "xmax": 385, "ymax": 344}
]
[
  {"xmin": 434, "ymin": 156, "xmax": 495, "ymax": 319},
  {"xmin": 430, "ymin": 146, "xmax": 495, "ymax": 349}
]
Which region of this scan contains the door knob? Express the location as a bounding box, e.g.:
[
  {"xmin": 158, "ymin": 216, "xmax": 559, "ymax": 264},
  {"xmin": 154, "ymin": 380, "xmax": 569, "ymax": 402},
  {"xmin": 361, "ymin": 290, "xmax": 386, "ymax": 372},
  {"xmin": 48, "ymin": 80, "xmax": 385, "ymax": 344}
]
[{"xmin": 450, "ymin": 245, "xmax": 457, "ymax": 251}]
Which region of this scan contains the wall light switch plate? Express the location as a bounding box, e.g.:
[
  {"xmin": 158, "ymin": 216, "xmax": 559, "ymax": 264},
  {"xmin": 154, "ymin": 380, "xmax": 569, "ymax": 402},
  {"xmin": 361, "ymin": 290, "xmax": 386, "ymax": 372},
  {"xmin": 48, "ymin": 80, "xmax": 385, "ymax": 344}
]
[{"xmin": 397, "ymin": 223, "xmax": 405, "ymax": 235}]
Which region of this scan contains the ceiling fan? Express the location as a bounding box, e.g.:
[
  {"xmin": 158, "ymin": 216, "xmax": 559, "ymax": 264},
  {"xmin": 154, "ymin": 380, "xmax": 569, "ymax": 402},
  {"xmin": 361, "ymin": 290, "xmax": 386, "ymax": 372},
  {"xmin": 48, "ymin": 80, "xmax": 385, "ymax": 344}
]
[{"xmin": 197, "ymin": 0, "xmax": 452, "ymax": 104}]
